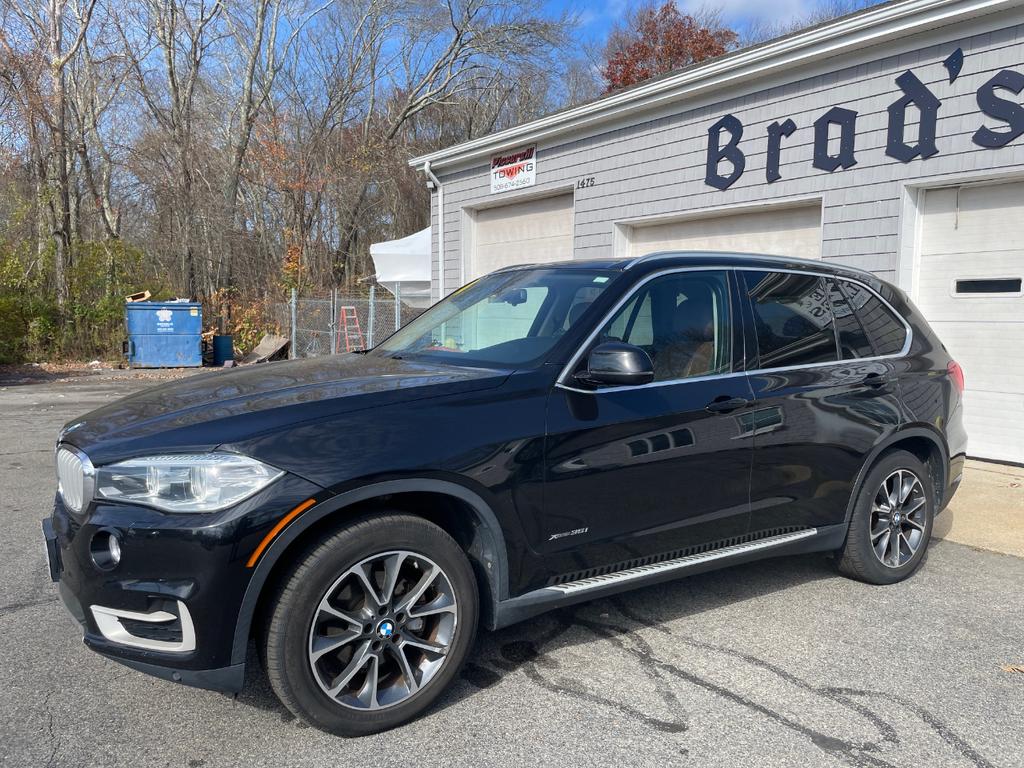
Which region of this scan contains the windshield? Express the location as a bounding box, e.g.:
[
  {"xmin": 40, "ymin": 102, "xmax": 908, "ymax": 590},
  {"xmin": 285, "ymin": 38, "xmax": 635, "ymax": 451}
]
[{"xmin": 373, "ymin": 268, "xmax": 619, "ymax": 367}]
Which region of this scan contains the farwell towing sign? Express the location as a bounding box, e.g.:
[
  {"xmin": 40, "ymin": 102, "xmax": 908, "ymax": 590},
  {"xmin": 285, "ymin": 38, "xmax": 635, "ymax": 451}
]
[{"xmin": 491, "ymin": 145, "xmax": 536, "ymax": 193}]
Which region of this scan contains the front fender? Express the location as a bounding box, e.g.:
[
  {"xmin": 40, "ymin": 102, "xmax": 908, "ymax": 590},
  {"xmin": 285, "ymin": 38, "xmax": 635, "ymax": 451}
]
[{"xmin": 229, "ymin": 477, "xmax": 510, "ymax": 666}]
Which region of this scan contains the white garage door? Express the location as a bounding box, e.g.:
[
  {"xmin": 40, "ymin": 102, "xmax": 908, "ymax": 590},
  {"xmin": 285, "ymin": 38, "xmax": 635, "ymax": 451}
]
[
  {"xmin": 470, "ymin": 193, "xmax": 573, "ymax": 279},
  {"xmin": 918, "ymin": 182, "xmax": 1024, "ymax": 464},
  {"xmin": 626, "ymin": 204, "xmax": 822, "ymax": 260}
]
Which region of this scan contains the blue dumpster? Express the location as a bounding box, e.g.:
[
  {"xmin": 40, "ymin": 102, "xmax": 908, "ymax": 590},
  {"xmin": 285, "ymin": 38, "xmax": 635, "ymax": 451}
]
[{"xmin": 125, "ymin": 301, "xmax": 202, "ymax": 367}]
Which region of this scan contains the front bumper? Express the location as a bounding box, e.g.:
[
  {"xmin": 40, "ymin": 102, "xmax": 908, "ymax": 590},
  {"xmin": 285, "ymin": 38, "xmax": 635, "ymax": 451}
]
[{"xmin": 44, "ymin": 472, "xmax": 322, "ymax": 692}]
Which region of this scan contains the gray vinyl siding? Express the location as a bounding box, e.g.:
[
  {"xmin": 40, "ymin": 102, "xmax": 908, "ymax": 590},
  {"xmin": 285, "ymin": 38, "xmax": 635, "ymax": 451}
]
[{"xmin": 431, "ymin": 7, "xmax": 1024, "ymax": 298}]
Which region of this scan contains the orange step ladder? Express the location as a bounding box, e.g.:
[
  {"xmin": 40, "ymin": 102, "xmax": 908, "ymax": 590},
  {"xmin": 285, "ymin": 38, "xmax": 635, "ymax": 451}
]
[{"xmin": 336, "ymin": 306, "xmax": 365, "ymax": 352}]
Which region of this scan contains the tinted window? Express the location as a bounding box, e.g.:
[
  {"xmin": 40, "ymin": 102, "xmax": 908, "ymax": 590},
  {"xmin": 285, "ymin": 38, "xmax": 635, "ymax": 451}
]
[
  {"xmin": 598, "ymin": 271, "xmax": 732, "ymax": 382},
  {"xmin": 745, "ymin": 272, "xmax": 839, "ymax": 368},
  {"xmin": 827, "ymin": 279, "xmax": 874, "ymax": 359},
  {"xmin": 606, "ymin": 291, "xmax": 653, "ymax": 346},
  {"xmin": 838, "ymin": 280, "xmax": 907, "ymax": 356}
]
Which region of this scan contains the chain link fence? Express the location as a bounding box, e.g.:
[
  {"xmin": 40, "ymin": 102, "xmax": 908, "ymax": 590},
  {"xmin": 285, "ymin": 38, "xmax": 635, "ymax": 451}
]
[{"xmin": 273, "ymin": 287, "xmax": 426, "ymax": 359}]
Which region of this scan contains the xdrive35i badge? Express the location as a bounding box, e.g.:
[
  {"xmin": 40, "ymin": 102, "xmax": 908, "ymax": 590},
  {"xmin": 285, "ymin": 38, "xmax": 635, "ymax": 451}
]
[{"xmin": 548, "ymin": 527, "xmax": 589, "ymax": 541}]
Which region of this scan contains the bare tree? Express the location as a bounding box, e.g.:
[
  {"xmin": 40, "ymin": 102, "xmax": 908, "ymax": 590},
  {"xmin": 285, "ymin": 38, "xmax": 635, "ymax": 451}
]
[
  {"xmin": 67, "ymin": 12, "xmax": 129, "ymax": 241},
  {"xmin": 0, "ymin": 0, "xmax": 97, "ymax": 307},
  {"xmin": 0, "ymin": 0, "xmax": 581, "ymax": 358},
  {"xmin": 220, "ymin": 0, "xmax": 329, "ymax": 227},
  {"xmin": 116, "ymin": 0, "xmax": 223, "ymax": 299},
  {"xmin": 329, "ymin": 0, "xmax": 570, "ymax": 283}
]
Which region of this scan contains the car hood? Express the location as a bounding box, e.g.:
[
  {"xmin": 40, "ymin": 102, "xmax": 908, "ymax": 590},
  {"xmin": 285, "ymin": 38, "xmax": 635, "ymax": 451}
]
[{"xmin": 60, "ymin": 354, "xmax": 511, "ymax": 465}]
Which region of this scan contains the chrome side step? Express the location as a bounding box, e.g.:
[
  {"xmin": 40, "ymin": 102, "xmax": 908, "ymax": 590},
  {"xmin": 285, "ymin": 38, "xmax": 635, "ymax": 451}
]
[{"xmin": 548, "ymin": 528, "xmax": 818, "ymax": 596}]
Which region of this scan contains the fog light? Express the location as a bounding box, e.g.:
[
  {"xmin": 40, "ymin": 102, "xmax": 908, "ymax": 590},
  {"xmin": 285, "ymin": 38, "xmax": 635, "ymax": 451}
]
[{"xmin": 90, "ymin": 530, "xmax": 122, "ymax": 571}]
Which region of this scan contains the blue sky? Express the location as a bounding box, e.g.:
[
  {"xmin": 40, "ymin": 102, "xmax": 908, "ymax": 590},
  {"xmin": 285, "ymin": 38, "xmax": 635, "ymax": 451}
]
[{"xmin": 548, "ymin": 0, "xmax": 879, "ymax": 45}]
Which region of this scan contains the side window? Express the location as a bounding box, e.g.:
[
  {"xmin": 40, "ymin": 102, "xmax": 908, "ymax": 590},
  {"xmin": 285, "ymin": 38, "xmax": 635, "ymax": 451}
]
[
  {"xmin": 745, "ymin": 271, "xmax": 839, "ymax": 368},
  {"xmin": 827, "ymin": 279, "xmax": 874, "ymax": 359},
  {"xmin": 597, "ymin": 271, "xmax": 732, "ymax": 382},
  {"xmin": 839, "ymin": 280, "xmax": 907, "ymax": 356},
  {"xmin": 604, "ymin": 291, "xmax": 653, "ymax": 346}
]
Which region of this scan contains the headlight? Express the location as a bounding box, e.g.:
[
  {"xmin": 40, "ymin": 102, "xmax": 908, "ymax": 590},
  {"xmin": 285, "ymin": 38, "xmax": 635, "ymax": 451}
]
[{"xmin": 95, "ymin": 454, "xmax": 284, "ymax": 513}]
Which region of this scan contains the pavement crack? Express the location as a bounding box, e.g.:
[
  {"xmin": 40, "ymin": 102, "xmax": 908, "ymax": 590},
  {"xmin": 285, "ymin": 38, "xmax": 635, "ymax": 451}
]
[
  {"xmin": 607, "ymin": 598, "xmax": 994, "ymax": 768},
  {"xmin": 42, "ymin": 690, "xmax": 62, "ymax": 768},
  {"xmin": 824, "ymin": 688, "xmax": 997, "ymax": 768},
  {"xmin": 0, "ymin": 596, "xmax": 59, "ymax": 619},
  {"xmin": 520, "ymin": 660, "xmax": 686, "ymax": 734},
  {"xmin": 575, "ymin": 613, "xmax": 883, "ymax": 766},
  {"xmin": 512, "ymin": 611, "xmax": 687, "ymax": 735},
  {"xmin": 462, "ymin": 611, "xmax": 689, "ymax": 737}
]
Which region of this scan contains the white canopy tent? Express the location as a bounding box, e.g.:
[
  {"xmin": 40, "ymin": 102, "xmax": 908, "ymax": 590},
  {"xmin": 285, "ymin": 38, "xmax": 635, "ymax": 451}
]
[{"xmin": 369, "ymin": 227, "xmax": 432, "ymax": 308}]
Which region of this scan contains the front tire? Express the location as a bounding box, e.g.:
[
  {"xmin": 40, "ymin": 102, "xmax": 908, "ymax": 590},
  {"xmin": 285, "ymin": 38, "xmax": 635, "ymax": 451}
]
[
  {"xmin": 837, "ymin": 450, "xmax": 935, "ymax": 585},
  {"xmin": 262, "ymin": 513, "xmax": 478, "ymax": 736}
]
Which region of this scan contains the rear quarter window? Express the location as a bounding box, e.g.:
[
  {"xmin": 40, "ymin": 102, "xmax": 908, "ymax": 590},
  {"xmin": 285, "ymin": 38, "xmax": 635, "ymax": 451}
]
[{"xmin": 837, "ymin": 280, "xmax": 907, "ymax": 356}]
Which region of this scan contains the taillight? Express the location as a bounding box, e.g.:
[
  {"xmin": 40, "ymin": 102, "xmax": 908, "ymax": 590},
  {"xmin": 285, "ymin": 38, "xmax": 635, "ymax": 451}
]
[{"xmin": 947, "ymin": 361, "xmax": 965, "ymax": 394}]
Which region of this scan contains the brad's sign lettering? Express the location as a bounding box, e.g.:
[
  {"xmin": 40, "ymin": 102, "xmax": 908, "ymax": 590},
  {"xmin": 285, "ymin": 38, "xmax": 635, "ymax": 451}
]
[{"xmin": 704, "ymin": 48, "xmax": 1023, "ymax": 190}]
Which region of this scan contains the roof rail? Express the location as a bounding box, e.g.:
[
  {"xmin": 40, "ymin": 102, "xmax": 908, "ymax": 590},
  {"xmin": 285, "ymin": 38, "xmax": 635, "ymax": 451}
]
[{"xmin": 623, "ymin": 250, "xmax": 877, "ymax": 278}]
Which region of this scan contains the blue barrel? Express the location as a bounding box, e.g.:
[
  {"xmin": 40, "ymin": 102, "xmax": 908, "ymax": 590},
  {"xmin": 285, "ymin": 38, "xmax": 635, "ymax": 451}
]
[
  {"xmin": 212, "ymin": 334, "xmax": 234, "ymax": 365},
  {"xmin": 125, "ymin": 301, "xmax": 202, "ymax": 367}
]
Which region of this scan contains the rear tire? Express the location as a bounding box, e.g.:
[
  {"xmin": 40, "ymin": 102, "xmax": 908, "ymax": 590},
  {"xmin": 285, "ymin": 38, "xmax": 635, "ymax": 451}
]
[
  {"xmin": 837, "ymin": 450, "xmax": 935, "ymax": 585},
  {"xmin": 262, "ymin": 513, "xmax": 478, "ymax": 736}
]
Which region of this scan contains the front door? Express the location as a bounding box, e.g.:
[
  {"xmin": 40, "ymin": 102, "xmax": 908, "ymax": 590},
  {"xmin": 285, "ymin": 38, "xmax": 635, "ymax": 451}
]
[{"xmin": 539, "ymin": 269, "xmax": 755, "ymax": 583}]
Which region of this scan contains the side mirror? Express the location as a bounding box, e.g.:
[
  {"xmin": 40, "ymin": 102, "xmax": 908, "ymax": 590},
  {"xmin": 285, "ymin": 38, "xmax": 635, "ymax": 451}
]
[{"xmin": 576, "ymin": 342, "xmax": 655, "ymax": 387}]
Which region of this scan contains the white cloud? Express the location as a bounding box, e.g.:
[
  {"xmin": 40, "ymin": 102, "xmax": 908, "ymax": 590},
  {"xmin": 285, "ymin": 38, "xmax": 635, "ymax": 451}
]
[
  {"xmin": 677, "ymin": 0, "xmax": 821, "ymax": 29},
  {"xmin": 580, "ymin": 0, "xmax": 847, "ymax": 35},
  {"xmin": 603, "ymin": 0, "xmax": 635, "ymax": 22},
  {"xmin": 572, "ymin": 0, "xmax": 631, "ymax": 28}
]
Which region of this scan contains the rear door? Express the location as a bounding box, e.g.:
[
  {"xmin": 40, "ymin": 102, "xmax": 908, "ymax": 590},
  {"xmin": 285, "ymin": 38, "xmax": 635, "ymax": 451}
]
[
  {"xmin": 739, "ymin": 270, "xmax": 906, "ymax": 535},
  {"xmin": 539, "ymin": 269, "xmax": 755, "ymax": 581}
]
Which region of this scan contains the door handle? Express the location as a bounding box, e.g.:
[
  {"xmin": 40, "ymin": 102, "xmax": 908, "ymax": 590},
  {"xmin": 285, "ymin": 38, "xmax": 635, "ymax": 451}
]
[{"xmin": 705, "ymin": 395, "xmax": 750, "ymax": 414}]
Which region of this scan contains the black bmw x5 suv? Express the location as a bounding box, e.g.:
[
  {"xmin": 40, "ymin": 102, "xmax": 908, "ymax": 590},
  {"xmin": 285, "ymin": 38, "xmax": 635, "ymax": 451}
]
[{"xmin": 44, "ymin": 252, "xmax": 966, "ymax": 735}]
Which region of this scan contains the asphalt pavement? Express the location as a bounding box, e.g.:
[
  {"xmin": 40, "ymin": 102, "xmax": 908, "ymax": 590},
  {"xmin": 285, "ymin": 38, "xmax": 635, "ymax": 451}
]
[{"xmin": 1, "ymin": 374, "xmax": 1021, "ymax": 768}]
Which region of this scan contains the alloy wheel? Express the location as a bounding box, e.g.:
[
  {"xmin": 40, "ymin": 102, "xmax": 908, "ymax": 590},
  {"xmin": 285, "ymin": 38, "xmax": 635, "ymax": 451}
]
[
  {"xmin": 869, "ymin": 469, "xmax": 928, "ymax": 568},
  {"xmin": 307, "ymin": 550, "xmax": 458, "ymax": 710}
]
